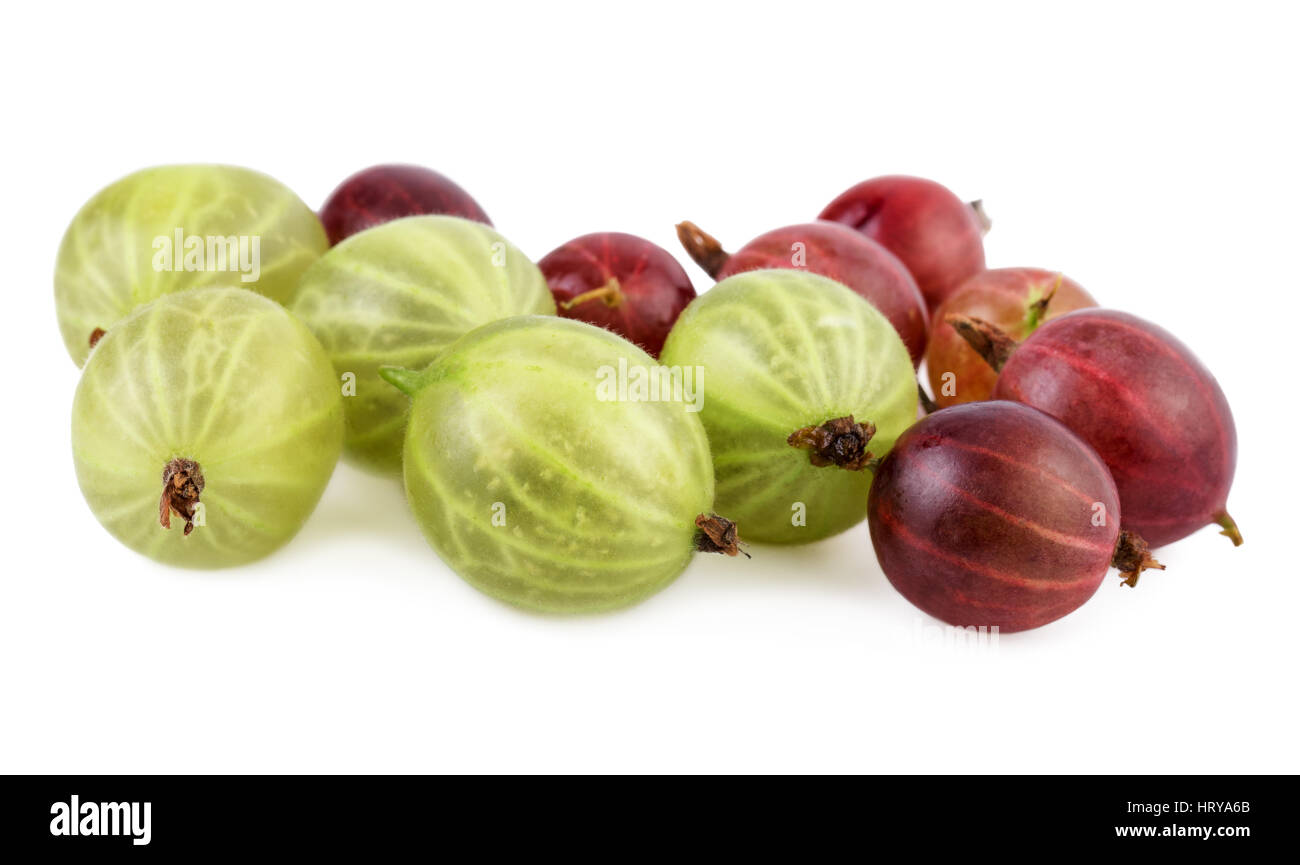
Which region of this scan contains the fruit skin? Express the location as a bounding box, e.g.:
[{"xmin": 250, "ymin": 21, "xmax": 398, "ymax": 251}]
[
  {"xmin": 55, "ymin": 164, "xmax": 327, "ymax": 367},
  {"xmin": 539, "ymin": 232, "xmax": 695, "ymax": 358},
  {"xmin": 927, "ymin": 268, "xmax": 1096, "ymax": 406},
  {"xmin": 712, "ymin": 222, "xmax": 929, "ymax": 367},
  {"xmin": 387, "ymin": 315, "xmax": 716, "ymax": 613},
  {"xmin": 819, "ymin": 175, "xmax": 986, "ymax": 309},
  {"xmin": 991, "ymin": 309, "xmax": 1238, "ymax": 548},
  {"xmin": 659, "ymin": 269, "xmax": 917, "ymax": 544},
  {"xmin": 318, "ymin": 163, "xmax": 492, "ymax": 245},
  {"xmin": 869, "ymin": 401, "xmax": 1125, "ymax": 633},
  {"xmin": 72, "ymin": 288, "xmax": 344, "ymax": 568},
  {"xmin": 290, "ymin": 215, "xmax": 555, "ymax": 474}
]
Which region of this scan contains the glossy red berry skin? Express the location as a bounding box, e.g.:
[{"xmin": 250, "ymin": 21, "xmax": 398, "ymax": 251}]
[
  {"xmin": 927, "ymin": 268, "xmax": 1097, "ymax": 406},
  {"xmin": 539, "ymin": 232, "xmax": 696, "ymax": 358},
  {"xmin": 716, "ymin": 221, "xmax": 929, "ymax": 367},
  {"xmin": 992, "ymin": 309, "xmax": 1238, "ymax": 549},
  {"xmin": 819, "ymin": 175, "xmax": 985, "ymax": 309},
  {"xmin": 868, "ymin": 401, "xmax": 1121, "ymax": 633},
  {"xmin": 319, "ymin": 164, "xmax": 491, "ymax": 245}
]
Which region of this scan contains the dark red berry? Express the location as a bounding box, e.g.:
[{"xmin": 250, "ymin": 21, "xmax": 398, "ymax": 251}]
[
  {"xmin": 538, "ymin": 232, "xmax": 696, "ymax": 358},
  {"xmin": 319, "ymin": 164, "xmax": 491, "ymax": 245},
  {"xmin": 675, "ymin": 220, "xmax": 929, "ymax": 367},
  {"xmin": 981, "ymin": 309, "xmax": 1240, "ymax": 549},
  {"xmin": 819, "ymin": 175, "xmax": 987, "ymax": 309},
  {"xmin": 868, "ymin": 401, "xmax": 1163, "ymax": 633}
]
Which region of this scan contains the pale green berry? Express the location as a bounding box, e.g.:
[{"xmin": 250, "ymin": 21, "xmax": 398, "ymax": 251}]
[
  {"xmin": 660, "ymin": 269, "xmax": 917, "ymax": 544},
  {"xmin": 72, "ymin": 288, "xmax": 344, "ymax": 568},
  {"xmin": 292, "ymin": 216, "xmax": 556, "ymax": 474},
  {"xmin": 55, "ymin": 164, "xmax": 327, "ymax": 366},
  {"xmin": 383, "ymin": 315, "xmax": 730, "ymax": 613}
]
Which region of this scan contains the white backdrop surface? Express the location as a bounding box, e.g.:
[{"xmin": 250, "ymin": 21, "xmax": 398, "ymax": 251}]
[{"xmin": 1, "ymin": 1, "xmax": 1295, "ymax": 773}]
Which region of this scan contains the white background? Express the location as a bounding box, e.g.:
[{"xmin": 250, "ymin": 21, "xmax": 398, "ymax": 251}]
[{"xmin": 2, "ymin": 1, "xmax": 1296, "ymax": 774}]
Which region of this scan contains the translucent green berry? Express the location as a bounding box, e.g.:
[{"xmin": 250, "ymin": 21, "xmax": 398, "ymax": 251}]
[
  {"xmin": 72, "ymin": 287, "xmax": 344, "ymax": 568},
  {"xmin": 55, "ymin": 164, "xmax": 327, "ymax": 366},
  {"xmin": 384, "ymin": 315, "xmax": 734, "ymax": 612},
  {"xmin": 292, "ymin": 216, "xmax": 556, "ymax": 474},
  {"xmin": 659, "ymin": 269, "xmax": 917, "ymax": 544}
]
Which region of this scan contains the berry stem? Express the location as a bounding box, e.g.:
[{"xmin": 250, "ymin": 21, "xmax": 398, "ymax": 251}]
[
  {"xmin": 1022, "ymin": 274, "xmax": 1063, "ymax": 333},
  {"xmin": 1214, "ymin": 511, "xmax": 1244, "ymax": 546},
  {"xmin": 379, "ymin": 366, "xmax": 426, "ymax": 397},
  {"xmin": 788, "ymin": 415, "xmax": 877, "ymax": 470},
  {"xmin": 1112, "ymin": 530, "xmax": 1165, "ymax": 587},
  {"xmin": 560, "ymin": 278, "xmax": 625, "ymax": 311},
  {"xmin": 969, "ymin": 200, "xmax": 992, "ymax": 235},
  {"xmin": 160, "ymin": 458, "xmax": 204, "ymax": 536},
  {"xmin": 946, "ymin": 314, "xmax": 1019, "ymax": 373},
  {"xmin": 675, "ymin": 220, "xmax": 731, "ymax": 279}
]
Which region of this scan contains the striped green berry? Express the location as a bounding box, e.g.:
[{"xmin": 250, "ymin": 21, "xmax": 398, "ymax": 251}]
[
  {"xmin": 291, "ymin": 216, "xmax": 555, "ymax": 474},
  {"xmin": 55, "ymin": 164, "xmax": 327, "ymax": 366},
  {"xmin": 383, "ymin": 315, "xmax": 728, "ymax": 613},
  {"xmin": 660, "ymin": 269, "xmax": 917, "ymax": 544},
  {"xmin": 72, "ymin": 288, "xmax": 344, "ymax": 568}
]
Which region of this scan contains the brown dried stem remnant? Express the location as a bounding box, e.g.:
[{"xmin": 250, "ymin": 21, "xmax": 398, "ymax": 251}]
[
  {"xmin": 88, "ymin": 328, "xmax": 106, "ymax": 349},
  {"xmin": 788, "ymin": 415, "xmax": 878, "ymax": 471},
  {"xmin": 946, "ymin": 314, "xmax": 1019, "ymax": 373},
  {"xmin": 675, "ymin": 220, "xmax": 731, "ymax": 279},
  {"xmin": 969, "ymin": 199, "xmax": 992, "ymax": 235},
  {"xmin": 1112, "ymin": 530, "xmax": 1165, "ymax": 587},
  {"xmin": 695, "ymin": 513, "xmax": 748, "ymax": 557},
  {"xmin": 160, "ymin": 458, "xmax": 205, "ymax": 536}
]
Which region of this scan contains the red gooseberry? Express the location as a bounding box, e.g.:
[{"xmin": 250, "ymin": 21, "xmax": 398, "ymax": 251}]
[
  {"xmin": 819, "ymin": 174, "xmax": 988, "ymax": 309},
  {"xmin": 538, "ymin": 232, "xmax": 696, "ymax": 358},
  {"xmin": 318, "ymin": 163, "xmax": 491, "ymax": 245},
  {"xmin": 950, "ymin": 309, "xmax": 1241, "ymax": 549},
  {"xmin": 868, "ymin": 401, "xmax": 1163, "ymax": 633}
]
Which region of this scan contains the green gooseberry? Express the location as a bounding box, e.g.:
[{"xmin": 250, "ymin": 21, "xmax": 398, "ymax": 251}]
[
  {"xmin": 659, "ymin": 269, "xmax": 917, "ymax": 544},
  {"xmin": 55, "ymin": 164, "xmax": 327, "ymax": 366},
  {"xmin": 71, "ymin": 287, "xmax": 344, "ymax": 568},
  {"xmin": 291, "ymin": 215, "xmax": 556, "ymax": 474},
  {"xmin": 381, "ymin": 315, "xmax": 739, "ymax": 613}
]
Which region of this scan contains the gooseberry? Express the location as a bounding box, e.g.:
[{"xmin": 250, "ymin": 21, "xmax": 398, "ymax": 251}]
[
  {"xmin": 659, "ymin": 269, "xmax": 917, "ymax": 544},
  {"xmin": 381, "ymin": 315, "xmax": 740, "ymax": 613},
  {"xmin": 951, "ymin": 309, "xmax": 1241, "ymax": 549},
  {"xmin": 819, "ymin": 175, "xmax": 988, "ymax": 309},
  {"xmin": 926, "ymin": 268, "xmax": 1097, "ymax": 407},
  {"xmin": 675, "ymin": 220, "xmax": 929, "ymax": 367},
  {"xmin": 290, "ymin": 215, "xmax": 556, "ymax": 474},
  {"xmin": 868, "ymin": 401, "xmax": 1163, "ymax": 633},
  {"xmin": 55, "ymin": 164, "xmax": 327, "ymax": 366},
  {"xmin": 71, "ymin": 288, "xmax": 344, "ymax": 568},
  {"xmin": 538, "ymin": 232, "xmax": 696, "ymax": 358},
  {"xmin": 318, "ymin": 163, "xmax": 492, "ymax": 245}
]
